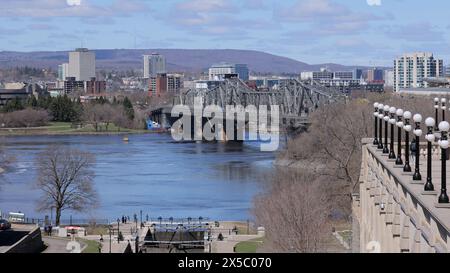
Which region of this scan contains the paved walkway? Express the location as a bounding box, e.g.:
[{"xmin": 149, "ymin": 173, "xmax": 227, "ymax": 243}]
[{"xmin": 42, "ymin": 236, "xmax": 86, "ymax": 253}]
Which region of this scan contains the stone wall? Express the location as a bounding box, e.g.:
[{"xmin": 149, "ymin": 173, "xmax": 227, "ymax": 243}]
[{"xmin": 5, "ymin": 227, "xmax": 44, "ymax": 253}]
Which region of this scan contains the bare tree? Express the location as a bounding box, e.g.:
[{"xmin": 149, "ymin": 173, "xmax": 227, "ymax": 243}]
[
  {"xmin": 82, "ymin": 103, "xmax": 101, "ymax": 131},
  {"xmin": 0, "ymin": 108, "xmax": 49, "ymax": 128},
  {"xmin": 35, "ymin": 146, "xmax": 98, "ymax": 226},
  {"xmin": 254, "ymin": 170, "xmax": 331, "ymax": 252}
]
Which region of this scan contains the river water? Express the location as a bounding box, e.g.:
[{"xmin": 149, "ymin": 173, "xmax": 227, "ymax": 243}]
[{"xmin": 0, "ymin": 134, "xmax": 275, "ymax": 221}]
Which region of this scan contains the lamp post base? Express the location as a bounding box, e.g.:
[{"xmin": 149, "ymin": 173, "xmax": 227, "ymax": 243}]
[
  {"xmin": 395, "ymin": 157, "xmax": 403, "ymax": 165},
  {"xmin": 424, "ymin": 180, "xmax": 435, "ymax": 192},
  {"xmin": 439, "ymin": 192, "xmax": 449, "ymax": 204},
  {"xmin": 389, "ymin": 151, "xmax": 396, "ymax": 159},
  {"xmin": 413, "ymin": 172, "xmax": 422, "ymax": 181},
  {"xmin": 403, "ymin": 164, "xmax": 412, "ymax": 172},
  {"xmin": 383, "ymin": 147, "xmax": 389, "ymax": 154}
]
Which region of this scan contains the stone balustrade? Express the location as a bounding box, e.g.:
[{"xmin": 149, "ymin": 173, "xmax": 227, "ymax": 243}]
[{"xmin": 356, "ymin": 139, "xmax": 450, "ymax": 253}]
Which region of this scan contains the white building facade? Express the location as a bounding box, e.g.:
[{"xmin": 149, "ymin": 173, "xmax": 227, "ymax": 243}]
[
  {"xmin": 68, "ymin": 48, "xmax": 96, "ymax": 82},
  {"xmin": 394, "ymin": 52, "xmax": 444, "ymax": 92}
]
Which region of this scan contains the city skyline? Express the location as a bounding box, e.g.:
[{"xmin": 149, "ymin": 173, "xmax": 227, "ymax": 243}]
[{"xmin": 0, "ymin": 0, "xmax": 449, "ymax": 67}]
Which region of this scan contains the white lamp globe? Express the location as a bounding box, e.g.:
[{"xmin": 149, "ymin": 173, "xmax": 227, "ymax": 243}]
[
  {"xmin": 413, "ymin": 114, "xmax": 422, "ymax": 123},
  {"xmin": 426, "ymin": 133, "xmax": 435, "ymax": 142},
  {"xmin": 384, "ymin": 116, "xmax": 390, "ymax": 121},
  {"xmin": 442, "ymin": 98, "xmax": 447, "ymax": 103},
  {"xmin": 374, "ymin": 102, "xmax": 379, "ymax": 108},
  {"xmin": 439, "ymin": 121, "xmax": 450, "ymax": 132},
  {"xmin": 396, "ymin": 109, "xmax": 404, "ymax": 117},
  {"xmin": 389, "ymin": 107, "xmax": 396, "ymax": 114},
  {"xmin": 403, "ymin": 111, "xmax": 412, "ymax": 119},
  {"xmin": 435, "ymin": 97, "xmax": 440, "ymax": 102},
  {"xmin": 378, "ymin": 104, "xmax": 384, "ymax": 110},
  {"xmin": 425, "ymin": 117, "xmax": 435, "ymax": 127},
  {"xmin": 383, "ymin": 105, "xmax": 390, "ymax": 112}
]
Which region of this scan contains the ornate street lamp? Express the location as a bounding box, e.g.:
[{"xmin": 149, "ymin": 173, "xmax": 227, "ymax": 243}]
[
  {"xmin": 434, "ymin": 98, "xmax": 440, "ymax": 131},
  {"xmin": 389, "ymin": 107, "xmax": 397, "ymax": 159},
  {"xmin": 383, "ymin": 105, "xmax": 390, "ymax": 154},
  {"xmin": 438, "ymin": 121, "xmax": 450, "ymax": 204},
  {"xmin": 378, "ymin": 104, "xmax": 384, "ymax": 150},
  {"xmin": 395, "ymin": 109, "xmax": 404, "ymax": 165},
  {"xmin": 403, "ymin": 111, "xmax": 412, "ymax": 172},
  {"xmin": 424, "ymin": 117, "xmax": 436, "ymax": 192},
  {"xmin": 373, "ymin": 102, "xmax": 380, "ymax": 145},
  {"xmin": 412, "ymin": 114, "xmax": 423, "ymax": 181},
  {"xmin": 442, "ymin": 98, "xmax": 447, "ymax": 122}
]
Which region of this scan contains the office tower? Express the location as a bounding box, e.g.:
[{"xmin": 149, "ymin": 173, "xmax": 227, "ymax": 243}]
[
  {"xmin": 367, "ymin": 68, "xmax": 384, "ymax": 82},
  {"xmin": 208, "ymin": 63, "xmax": 249, "ymax": 81},
  {"xmin": 68, "ymin": 48, "xmax": 96, "ymax": 81},
  {"xmin": 58, "ymin": 63, "xmax": 69, "ymax": 81},
  {"xmin": 143, "ymin": 53, "xmax": 166, "ymax": 78}
]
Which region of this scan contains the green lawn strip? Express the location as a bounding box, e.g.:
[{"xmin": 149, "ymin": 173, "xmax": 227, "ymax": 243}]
[
  {"xmin": 234, "ymin": 237, "xmax": 264, "ymax": 253},
  {"xmin": 78, "ymin": 238, "xmax": 102, "ymax": 253}
]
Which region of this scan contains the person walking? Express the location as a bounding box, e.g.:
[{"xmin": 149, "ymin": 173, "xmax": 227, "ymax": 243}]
[{"xmin": 410, "ymin": 138, "xmax": 417, "ymax": 165}]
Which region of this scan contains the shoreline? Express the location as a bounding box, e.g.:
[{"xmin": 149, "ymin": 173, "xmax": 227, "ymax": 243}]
[{"xmin": 0, "ymin": 129, "xmax": 166, "ymax": 137}]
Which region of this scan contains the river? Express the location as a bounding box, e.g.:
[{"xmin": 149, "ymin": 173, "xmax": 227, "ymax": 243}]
[{"xmin": 0, "ymin": 134, "xmax": 275, "ymax": 222}]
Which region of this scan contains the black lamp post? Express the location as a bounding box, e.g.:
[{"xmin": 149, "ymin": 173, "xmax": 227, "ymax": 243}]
[
  {"xmin": 389, "ymin": 107, "xmax": 397, "ymax": 159},
  {"xmin": 442, "ymin": 98, "xmax": 446, "ymax": 122},
  {"xmin": 383, "ymin": 105, "xmax": 390, "ymax": 154},
  {"xmin": 117, "ymin": 219, "xmax": 120, "ymax": 244},
  {"xmin": 424, "ymin": 118, "xmax": 436, "ymax": 191},
  {"xmin": 403, "ymin": 111, "xmax": 412, "ymax": 172},
  {"xmin": 438, "ymin": 121, "xmax": 450, "ymax": 204},
  {"xmin": 434, "ymin": 98, "xmax": 440, "ymax": 131},
  {"xmin": 374, "ymin": 102, "xmax": 379, "ymax": 145},
  {"xmin": 412, "ymin": 114, "xmax": 423, "ymax": 181},
  {"xmin": 395, "ymin": 109, "xmax": 404, "ymax": 165},
  {"xmin": 378, "ymin": 104, "xmax": 384, "ymax": 150}
]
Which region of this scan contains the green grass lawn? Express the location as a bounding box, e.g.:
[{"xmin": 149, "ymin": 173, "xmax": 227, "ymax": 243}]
[
  {"xmin": 79, "ymin": 238, "xmax": 102, "ymax": 253},
  {"xmin": 2, "ymin": 121, "xmax": 147, "ymax": 134},
  {"xmin": 234, "ymin": 238, "xmax": 264, "ymax": 253}
]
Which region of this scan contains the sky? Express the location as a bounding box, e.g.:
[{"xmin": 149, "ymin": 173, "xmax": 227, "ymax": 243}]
[{"xmin": 0, "ymin": 0, "xmax": 448, "ymax": 66}]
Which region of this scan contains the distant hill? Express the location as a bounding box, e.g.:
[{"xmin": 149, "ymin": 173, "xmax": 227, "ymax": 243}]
[{"xmin": 0, "ymin": 49, "xmax": 377, "ymax": 74}]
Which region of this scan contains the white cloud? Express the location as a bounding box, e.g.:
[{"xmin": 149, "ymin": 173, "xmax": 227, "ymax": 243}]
[{"xmin": 367, "ymin": 0, "xmax": 382, "ymax": 6}]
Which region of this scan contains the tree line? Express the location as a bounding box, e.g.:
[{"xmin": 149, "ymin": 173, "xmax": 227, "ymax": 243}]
[{"xmin": 0, "ymin": 95, "xmax": 138, "ymax": 130}]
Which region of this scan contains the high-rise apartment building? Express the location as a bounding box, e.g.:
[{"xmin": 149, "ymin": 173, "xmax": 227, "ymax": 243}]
[
  {"xmin": 394, "ymin": 52, "xmax": 444, "ymax": 92},
  {"xmin": 68, "ymin": 48, "xmax": 96, "ymax": 81},
  {"xmin": 143, "ymin": 53, "xmax": 166, "ymax": 78},
  {"xmin": 148, "ymin": 73, "xmax": 183, "ymax": 96}
]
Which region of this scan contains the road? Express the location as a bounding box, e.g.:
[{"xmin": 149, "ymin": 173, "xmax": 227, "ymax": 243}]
[{"xmin": 42, "ymin": 236, "xmax": 86, "ymax": 253}]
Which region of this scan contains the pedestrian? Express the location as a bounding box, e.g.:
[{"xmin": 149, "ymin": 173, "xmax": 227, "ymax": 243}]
[
  {"xmin": 410, "ymin": 138, "xmax": 417, "ymax": 164},
  {"xmin": 100, "ymin": 234, "xmax": 104, "ymax": 242},
  {"xmin": 48, "ymin": 224, "xmax": 53, "ymax": 236}
]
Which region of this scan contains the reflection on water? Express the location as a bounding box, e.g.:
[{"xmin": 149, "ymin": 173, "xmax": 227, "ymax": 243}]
[{"xmin": 0, "ymin": 134, "xmax": 274, "ymax": 221}]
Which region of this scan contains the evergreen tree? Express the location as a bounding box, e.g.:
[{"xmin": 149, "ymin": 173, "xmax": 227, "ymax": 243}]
[{"xmin": 122, "ymin": 97, "xmax": 135, "ymax": 120}]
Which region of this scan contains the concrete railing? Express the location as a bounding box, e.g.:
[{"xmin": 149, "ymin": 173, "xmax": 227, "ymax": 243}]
[{"xmin": 356, "ymin": 139, "xmax": 450, "ymax": 253}]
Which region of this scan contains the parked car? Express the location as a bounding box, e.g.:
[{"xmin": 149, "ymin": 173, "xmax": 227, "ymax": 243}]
[{"xmin": 0, "ymin": 219, "xmax": 11, "ymax": 230}]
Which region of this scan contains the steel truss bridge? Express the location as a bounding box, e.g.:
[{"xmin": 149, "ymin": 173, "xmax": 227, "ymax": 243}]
[{"xmin": 151, "ymin": 78, "xmax": 346, "ymax": 132}]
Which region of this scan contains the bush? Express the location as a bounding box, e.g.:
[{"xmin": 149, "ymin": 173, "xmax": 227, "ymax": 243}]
[{"xmin": 0, "ymin": 108, "xmax": 50, "ymax": 128}]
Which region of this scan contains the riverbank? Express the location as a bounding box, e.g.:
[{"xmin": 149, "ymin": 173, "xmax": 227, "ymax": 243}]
[{"xmin": 0, "ymin": 122, "xmax": 157, "ymax": 137}]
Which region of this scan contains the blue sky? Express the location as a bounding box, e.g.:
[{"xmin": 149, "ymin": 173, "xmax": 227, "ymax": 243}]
[{"xmin": 0, "ymin": 0, "xmax": 449, "ymax": 66}]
